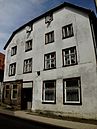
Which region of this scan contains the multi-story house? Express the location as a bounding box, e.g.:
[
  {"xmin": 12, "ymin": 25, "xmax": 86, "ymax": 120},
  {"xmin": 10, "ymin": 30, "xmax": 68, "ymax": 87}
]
[
  {"xmin": 0, "ymin": 52, "xmax": 5, "ymax": 101},
  {"xmin": 3, "ymin": 2, "xmax": 97, "ymax": 119}
]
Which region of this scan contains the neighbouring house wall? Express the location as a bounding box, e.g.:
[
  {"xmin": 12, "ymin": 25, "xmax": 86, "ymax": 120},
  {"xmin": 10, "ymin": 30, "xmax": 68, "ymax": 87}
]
[
  {"xmin": 3, "ymin": 80, "xmax": 22, "ymax": 109},
  {"xmin": 3, "ymin": 6, "xmax": 97, "ymax": 118}
]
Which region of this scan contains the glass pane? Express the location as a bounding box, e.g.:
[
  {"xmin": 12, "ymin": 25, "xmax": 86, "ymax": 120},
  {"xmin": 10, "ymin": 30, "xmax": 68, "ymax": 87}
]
[
  {"xmin": 6, "ymin": 85, "xmax": 9, "ymax": 89},
  {"xmin": 66, "ymin": 79, "xmax": 79, "ymax": 87},
  {"xmin": 66, "ymin": 89, "xmax": 79, "ymax": 101},
  {"xmin": 13, "ymin": 85, "xmax": 17, "ymax": 89},
  {"xmin": 13, "ymin": 90, "xmax": 17, "ymax": 98},
  {"xmin": 46, "ymin": 55, "xmax": 50, "ymax": 59},
  {"xmin": 45, "ymin": 82, "xmax": 54, "ymax": 89},
  {"xmin": 65, "ymin": 50, "xmax": 69, "ymax": 55},
  {"xmin": 46, "ymin": 60, "xmax": 50, "ymax": 69},
  {"xmin": 45, "ymin": 35, "xmax": 48, "ymax": 43},
  {"xmin": 65, "ymin": 55, "xmax": 70, "ymax": 65},
  {"xmin": 6, "ymin": 90, "xmax": 9, "ymax": 98},
  {"xmin": 49, "ymin": 33, "xmax": 52, "ymax": 42},
  {"xmin": 45, "ymin": 90, "xmax": 54, "ymax": 101},
  {"xmin": 70, "ymin": 48, "xmax": 75, "ymax": 54},
  {"xmin": 62, "ymin": 28, "xmax": 65, "ymax": 38},
  {"xmin": 71, "ymin": 54, "xmax": 76, "ymax": 64}
]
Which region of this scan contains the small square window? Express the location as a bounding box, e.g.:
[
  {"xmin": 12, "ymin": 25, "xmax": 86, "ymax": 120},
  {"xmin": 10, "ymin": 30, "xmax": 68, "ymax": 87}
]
[
  {"xmin": 23, "ymin": 58, "xmax": 32, "ymax": 73},
  {"xmin": 42, "ymin": 80, "xmax": 56, "ymax": 103},
  {"xmin": 44, "ymin": 52, "xmax": 56, "ymax": 70},
  {"xmin": 62, "ymin": 47, "xmax": 77, "ymax": 66},
  {"xmin": 45, "ymin": 31, "xmax": 54, "ymax": 44},
  {"xmin": 11, "ymin": 46, "xmax": 17, "ymax": 56},
  {"xmin": 25, "ymin": 40, "xmax": 32, "ymax": 52},
  {"xmin": 62, "ymin": 24, "xmax": 74, "ymax": 39},
  {"xmin": 63, "ymin": 77, "xmax": 81, "ymax": 104}
]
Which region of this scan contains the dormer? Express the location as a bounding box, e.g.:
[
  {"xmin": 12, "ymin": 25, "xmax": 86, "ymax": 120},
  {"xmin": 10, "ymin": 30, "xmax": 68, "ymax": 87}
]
[
  {"xmin": 25, "ymin": 24, "xmax": 33, "ymax": 33},
  {"xmin": 45, "ymin": 13, "xmax": 53, "ymax": 24}
]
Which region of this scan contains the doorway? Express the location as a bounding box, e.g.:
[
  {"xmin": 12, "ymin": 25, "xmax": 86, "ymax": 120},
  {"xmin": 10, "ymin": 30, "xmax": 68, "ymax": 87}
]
[{"xmin": 21, "ymin": 86, "xmax": 32, "ymax": 110}]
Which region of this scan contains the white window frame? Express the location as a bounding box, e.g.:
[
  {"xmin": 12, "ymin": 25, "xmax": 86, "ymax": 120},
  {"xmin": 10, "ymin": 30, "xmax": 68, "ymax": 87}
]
[
  {"xmin": 11, "ymin": 85, "xmax": 18, "ymax": 100},
  {"xmin": 62, "ymin": 24, "xmax": 74, "ymax": 39},
  {"xmin": 25, "ymin": 40, "xmax": 32, "ymax": 51},
  {"xmin": 63, "ymin": 77, "xmax": 81, "ymax": 104},
  {"xmin": 11, "ymin": 46, "xmax": 17, "ymax": 56},
  {"xmin": 42, "ymin": 80, "xmax": 56, "ymax": 103},
  {"xmin": 9, "ymin": 63, "xmax": 16, "ymax": 76},
  {"xmin": 63, "ymin": 47, "xmax": 77, "ymax": 66},
  {"xmin": 44, "ymin": 52, "xmax": 56, "ymax": 70},
  {"xmin": 23, "ymin": 58, "xmax": 32, "ymax": 73},
  {"xmin": 45, "ymin": 31, "xmax": 54, "ymax": 44}
]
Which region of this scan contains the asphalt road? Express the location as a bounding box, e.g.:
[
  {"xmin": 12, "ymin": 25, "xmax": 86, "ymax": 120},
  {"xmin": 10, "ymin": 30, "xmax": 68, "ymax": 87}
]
[{"xmin": 0, "ymin": 113, "xmax": 71, "ymax": 129}]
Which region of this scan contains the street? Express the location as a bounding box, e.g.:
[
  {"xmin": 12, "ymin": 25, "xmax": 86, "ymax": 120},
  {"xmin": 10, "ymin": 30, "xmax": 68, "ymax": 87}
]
[{"xmin": 0, "ymin": 113, "xmax": 70, "ymax": 129}]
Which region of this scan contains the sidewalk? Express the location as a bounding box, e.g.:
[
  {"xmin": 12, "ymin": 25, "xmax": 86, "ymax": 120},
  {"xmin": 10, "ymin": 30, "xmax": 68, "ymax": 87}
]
[{"xmin": 0, "ymin": 108, "xmax": 97, "ymax": 129}]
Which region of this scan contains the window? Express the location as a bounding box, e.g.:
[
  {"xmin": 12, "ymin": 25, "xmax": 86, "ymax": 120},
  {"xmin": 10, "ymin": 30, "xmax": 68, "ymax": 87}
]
[
  {"xmin": 5, "ymin": 85, "xmax": 10, "ymax": 98},
  {"xmin": 62, "ymin": 47, "xmax": 77, "ymax": 66},
  {"xmin": 11, "ymin": 46, "xmax": 17, "ymax": 56},
  {"xmin": 25, "ymin": 40, "xmax": 32, "ymax": 52},
  {"xmin": 62, "ymin": 24, "xmax": 74, "ymax": 39},
  {"xmin": 63, "ymin": 77, "xmax": 81, "ymax": 104},
  {"xmin": 11, "ymin": 85, "xmax": 18, "ymax": 100},
  {"xmin": 44, "ymin": 52, "xmax": 56, "ymax": 70},
  {"xmin": 9, "ymin": 63, "xmax": 16, "ymax": 76},
  {"xmin": 23, "ymin": 58, "xmax": 32, "ymax": 73},
  {"xmin": 45, "ymin": 31, "xmax": 54, "ymax": 44},
  {"xmin": 42, "ymin": 80, "xmax": 56, "ymax": 103},
  {"xmin": 45, "ymin": 13, "xmax": 53, "ymax": 24}
]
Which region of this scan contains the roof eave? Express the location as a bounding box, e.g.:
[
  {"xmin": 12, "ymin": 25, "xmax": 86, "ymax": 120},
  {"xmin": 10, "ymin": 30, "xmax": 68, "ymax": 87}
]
[{"xmin": 4, "ymin": 2, "xmax": 92, "ymax": 50}]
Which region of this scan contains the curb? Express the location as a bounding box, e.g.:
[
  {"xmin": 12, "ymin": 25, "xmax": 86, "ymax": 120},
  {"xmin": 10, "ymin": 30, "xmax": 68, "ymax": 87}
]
[{"xmin": 0, "ymin": 108, "xmax": 97, "ymax": 129}]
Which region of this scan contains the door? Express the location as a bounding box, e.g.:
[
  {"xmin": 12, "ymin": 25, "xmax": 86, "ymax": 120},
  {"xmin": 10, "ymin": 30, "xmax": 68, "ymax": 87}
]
[{"xmin": 21, "ymin": 82, "xmax": 33, "ymax": 110}]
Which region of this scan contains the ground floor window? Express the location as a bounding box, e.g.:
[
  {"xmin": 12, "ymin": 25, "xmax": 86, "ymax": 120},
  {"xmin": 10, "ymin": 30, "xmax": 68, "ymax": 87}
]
[
  {"xmin": 11, "ymin": 85, "xmax": 18, "ymax": 100},
  {"xmin": 63, "ymin": 77, "xmax": 81, "ymax": 104},
  {"xmin": 42, "ymin": 80, "xmax": 56, "ymax": 103},
  {"xmin": 5, "ymin": 85, "xmax": 10, "ymax": 98}
]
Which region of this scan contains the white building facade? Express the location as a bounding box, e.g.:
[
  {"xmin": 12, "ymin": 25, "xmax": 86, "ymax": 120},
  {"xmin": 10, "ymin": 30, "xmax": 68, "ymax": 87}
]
[{"xmin": 3, "ymin": 2, "xmax": 97, "ymax": 119}]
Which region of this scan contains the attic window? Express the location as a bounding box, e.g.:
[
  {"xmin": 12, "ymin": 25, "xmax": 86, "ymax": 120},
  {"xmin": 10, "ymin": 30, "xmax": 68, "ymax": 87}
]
[
  {"xmin": 26, "ymin": 25, "xmax": 33, "ymax": 33},
  {"xmin": 45, "ymin": 13, "xmax": 53, "ymax": 24},
  {"xmin": 11, "ymin": 46, "xmax": 17, "ymax": 56}
]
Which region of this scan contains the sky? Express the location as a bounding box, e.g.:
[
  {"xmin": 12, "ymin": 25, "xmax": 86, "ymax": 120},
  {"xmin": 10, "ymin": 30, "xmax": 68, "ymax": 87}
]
[{"xmin": 0, "ymin": 0, "xmax": 96, "ymax": 53}]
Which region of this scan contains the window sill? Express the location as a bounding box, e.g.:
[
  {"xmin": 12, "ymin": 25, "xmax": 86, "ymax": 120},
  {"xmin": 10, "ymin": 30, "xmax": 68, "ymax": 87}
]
[
  {"xmin": 23, "ymin": 71, "xmax": 32, "ymax": 74},
  {"xmin": 45, "ymin": 40, "xmax": 54, "ymax": 44},
  {"xmin": 25, "ymin": 48, "xmax": 32, "ymax": 52},
  {"xmin": 44, "ymin": 67, "xmax": 56, "ymax": 71},
  {"xmin": 9, "ymin": 74, "xmax": 15, "ymax": 77},
  {"xmin": 11, "ymin": 54, "xmax": 16, "ymax": 56},
  {"xmin": 42, "ymin": 101, "xmax": 56, "ymax": 104},
  {"xmin": 62, "ymin": 35, "xmax": 74, "ymax": 40},
  {"xmin": 63, "ymin": 102, "xmax": 82, "ymax": 105},
  {"xmin": 63, "ymin": 63, "xmax": 78, "ymax": 67}
]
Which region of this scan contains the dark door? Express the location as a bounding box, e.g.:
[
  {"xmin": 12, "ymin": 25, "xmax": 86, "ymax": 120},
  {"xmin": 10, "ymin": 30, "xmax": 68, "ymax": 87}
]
[{"xmin": 21, "ymin": 88, "xmax": 32, "ymax": 110}]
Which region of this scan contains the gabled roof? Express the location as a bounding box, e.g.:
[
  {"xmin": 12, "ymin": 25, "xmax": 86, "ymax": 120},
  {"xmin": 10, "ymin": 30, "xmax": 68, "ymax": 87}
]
[{"xmin": 4, "ymin": 2, "xmax": 95, "ymax": 50}]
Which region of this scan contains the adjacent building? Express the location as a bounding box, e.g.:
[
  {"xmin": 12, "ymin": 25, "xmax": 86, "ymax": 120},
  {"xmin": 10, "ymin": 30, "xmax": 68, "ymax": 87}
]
[
  {"xmin": 0, "ymin": 52, "xmax": 5, "ymax": 101},
  {"xmin": 3, "ymin": 2, "xmax": 97, "ymax": 119}
]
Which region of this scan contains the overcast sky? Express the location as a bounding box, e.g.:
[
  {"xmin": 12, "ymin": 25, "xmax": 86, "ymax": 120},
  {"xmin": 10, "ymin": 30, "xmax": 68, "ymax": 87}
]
[{"xmin": 0, "ymin": 0, "xmax": 96, "ymax": 53}]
